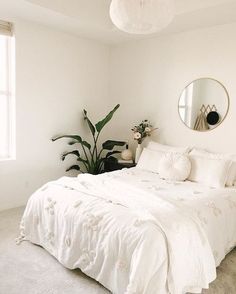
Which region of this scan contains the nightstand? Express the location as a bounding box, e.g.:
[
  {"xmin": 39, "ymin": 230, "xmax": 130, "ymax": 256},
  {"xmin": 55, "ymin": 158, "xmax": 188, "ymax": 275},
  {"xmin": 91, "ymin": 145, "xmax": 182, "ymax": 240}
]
[{"xmin": 104, "ymin": 160, "xmax": 136, "ymax": 172}]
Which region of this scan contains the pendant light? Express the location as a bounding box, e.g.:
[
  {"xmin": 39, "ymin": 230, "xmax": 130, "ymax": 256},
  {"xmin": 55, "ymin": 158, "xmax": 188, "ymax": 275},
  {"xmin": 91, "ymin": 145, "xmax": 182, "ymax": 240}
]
[{"xmin": 110, "ymin": 0, "xmax": 174, "ymax": 35}]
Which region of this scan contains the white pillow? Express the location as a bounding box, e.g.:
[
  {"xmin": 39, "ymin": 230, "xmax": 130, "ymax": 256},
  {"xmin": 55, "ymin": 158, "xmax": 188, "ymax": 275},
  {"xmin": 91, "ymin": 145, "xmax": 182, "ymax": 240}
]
[
  {"xmin": 190, "ymin": 148, "xmax": 236, "ymax": 186},
  {"xmin": 188, "ymin": 154, "xmax": 232, "ymax": 188},
  {"xmin": 136, "ymin": 148, "xmax": 164, "ymax": 173},
  {"xmin": 159, "ymin": 153, "xmax": 191, "ymax": 181},
  {"xmin": 147, "ymin": 141, "xmax": 190, "ymax": 154}
]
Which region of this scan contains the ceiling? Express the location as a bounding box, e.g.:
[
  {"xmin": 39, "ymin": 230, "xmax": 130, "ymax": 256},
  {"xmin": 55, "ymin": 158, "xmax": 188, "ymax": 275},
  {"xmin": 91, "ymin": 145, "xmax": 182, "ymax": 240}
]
[{"xmin": 0, "ymin": 0, "xmax": 236, "ymax": 44}]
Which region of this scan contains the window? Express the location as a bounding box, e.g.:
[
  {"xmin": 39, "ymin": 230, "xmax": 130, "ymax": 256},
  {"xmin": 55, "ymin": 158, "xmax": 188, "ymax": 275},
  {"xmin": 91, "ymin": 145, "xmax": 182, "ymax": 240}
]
[
  {"xmin": 179, "ymin": 84, "xmax": 193, "ymax": 126},
  {"xmin": 0, "ymin": 20, "xmax": 15, "ymax": 160}
]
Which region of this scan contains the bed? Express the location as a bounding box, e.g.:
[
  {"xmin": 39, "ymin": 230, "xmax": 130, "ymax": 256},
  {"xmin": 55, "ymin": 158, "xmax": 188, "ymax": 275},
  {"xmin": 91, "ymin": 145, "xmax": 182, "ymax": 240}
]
[{"xmin": 17, "ymin": 167, "xmax": 236, "ymax": 294}]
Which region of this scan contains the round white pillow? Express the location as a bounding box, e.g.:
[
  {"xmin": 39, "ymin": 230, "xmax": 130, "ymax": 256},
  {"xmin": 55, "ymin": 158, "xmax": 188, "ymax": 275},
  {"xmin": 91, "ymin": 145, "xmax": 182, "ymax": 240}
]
[{"xmin": 159, "ymin": 153, "xmax": 191, "ymax": 181}]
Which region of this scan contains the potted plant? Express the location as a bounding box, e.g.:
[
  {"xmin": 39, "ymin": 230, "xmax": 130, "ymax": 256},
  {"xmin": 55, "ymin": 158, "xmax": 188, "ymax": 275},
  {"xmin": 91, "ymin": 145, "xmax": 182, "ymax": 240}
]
[{"xmin": 52, "ymin": 104, "xmax": 125, "ymax": 175}]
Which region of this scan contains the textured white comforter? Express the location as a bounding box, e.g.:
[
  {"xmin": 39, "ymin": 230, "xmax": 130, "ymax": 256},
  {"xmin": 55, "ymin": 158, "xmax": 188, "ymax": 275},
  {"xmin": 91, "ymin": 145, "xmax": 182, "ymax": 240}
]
[{"xmin": 18, "ymin": 168, "xmax": 236, "ymax": 294}]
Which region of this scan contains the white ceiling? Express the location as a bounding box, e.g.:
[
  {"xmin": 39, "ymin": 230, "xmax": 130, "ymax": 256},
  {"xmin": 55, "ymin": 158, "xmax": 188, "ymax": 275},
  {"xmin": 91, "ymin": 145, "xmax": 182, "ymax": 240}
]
[{"xmin": 0, "ymin": 0, "xmax": 236, "ymax": 44}]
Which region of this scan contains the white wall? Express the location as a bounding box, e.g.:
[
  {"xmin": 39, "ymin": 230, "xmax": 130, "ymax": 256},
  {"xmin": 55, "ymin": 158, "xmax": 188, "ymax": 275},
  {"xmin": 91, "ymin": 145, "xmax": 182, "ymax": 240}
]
[
  {"xmin": 109, "ymin": 23, "xmax": 236, "ymax": 153},
  {"xmin": 0, "ymin": 20, "xmax": 110, "ymax": 211},
  {"xmin": 2, "ymin": 20, "xmax": 236, "ymax": 212}
]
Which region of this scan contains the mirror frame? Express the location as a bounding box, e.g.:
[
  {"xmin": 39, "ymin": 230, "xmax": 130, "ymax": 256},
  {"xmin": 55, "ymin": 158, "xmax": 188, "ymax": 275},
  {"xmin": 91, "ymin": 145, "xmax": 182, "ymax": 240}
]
[{"xmin": 178, "ymin": 78, "xmax": 230, "ymax": 132}]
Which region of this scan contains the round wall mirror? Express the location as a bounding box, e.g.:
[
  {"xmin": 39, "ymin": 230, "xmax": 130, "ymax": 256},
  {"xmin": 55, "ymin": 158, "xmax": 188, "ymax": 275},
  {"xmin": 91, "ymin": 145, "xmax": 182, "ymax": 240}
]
[{"xmin": 178, "ymin": 78, "xmax": 229, "ymax": 131}]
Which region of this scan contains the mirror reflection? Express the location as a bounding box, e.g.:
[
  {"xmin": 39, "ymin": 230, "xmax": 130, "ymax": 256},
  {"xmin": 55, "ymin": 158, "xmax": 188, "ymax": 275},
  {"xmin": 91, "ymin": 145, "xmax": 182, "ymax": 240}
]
[{"xmin": 178, "ymin": 78, "xmax": 229, "ymax": 131}]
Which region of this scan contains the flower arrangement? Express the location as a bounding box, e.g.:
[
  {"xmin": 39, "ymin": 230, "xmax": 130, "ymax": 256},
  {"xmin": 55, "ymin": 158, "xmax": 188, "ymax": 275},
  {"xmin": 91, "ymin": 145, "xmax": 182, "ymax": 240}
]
[{"xmin": 132, "ymin": 120, "xmax": 156, "ymax": 144}]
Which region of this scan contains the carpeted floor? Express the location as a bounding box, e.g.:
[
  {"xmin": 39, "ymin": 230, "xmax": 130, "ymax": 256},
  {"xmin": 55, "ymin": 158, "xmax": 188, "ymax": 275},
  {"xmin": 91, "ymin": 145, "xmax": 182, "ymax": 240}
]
[{"xmin": 0, "ymin": 207, "xmax": 235, "ymax": 294}]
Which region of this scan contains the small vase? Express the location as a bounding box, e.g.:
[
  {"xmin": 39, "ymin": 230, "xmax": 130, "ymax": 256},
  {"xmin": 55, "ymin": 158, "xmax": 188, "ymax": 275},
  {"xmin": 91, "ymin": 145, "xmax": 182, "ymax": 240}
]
[{"xmin": 135, "ymin": 144, "xmax": 142, "ymax": 163}]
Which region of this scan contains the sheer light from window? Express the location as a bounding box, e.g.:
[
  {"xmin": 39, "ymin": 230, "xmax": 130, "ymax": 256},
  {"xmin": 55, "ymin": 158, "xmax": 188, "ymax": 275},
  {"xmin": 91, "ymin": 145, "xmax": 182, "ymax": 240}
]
[{"xmin": 0, "ymin": 20, "xmax": 15, "ymax": 160}]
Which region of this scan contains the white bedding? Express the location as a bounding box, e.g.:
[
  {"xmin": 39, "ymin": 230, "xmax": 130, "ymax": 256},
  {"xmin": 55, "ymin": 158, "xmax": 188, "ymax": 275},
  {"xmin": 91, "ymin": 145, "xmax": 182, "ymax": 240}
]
[{"xmin": 18, "ymin": 168, "xmax": 236, "ymax": 294}]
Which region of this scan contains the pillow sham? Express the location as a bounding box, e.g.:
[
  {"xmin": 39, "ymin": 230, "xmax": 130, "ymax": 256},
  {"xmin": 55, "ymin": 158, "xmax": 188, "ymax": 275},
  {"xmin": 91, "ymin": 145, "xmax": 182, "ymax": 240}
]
[
  {"xmin": 136, "ymin": 148, "xmax": 164, "ymax": 173},
  {"xmin": 190, "ymin": 148, "xmax": 236, "ymax": 187},
  {"xmin": 147, "ymin": 141, "xmax": 190, "ymax": 154},
  {"xmin": 159, "ymin": 153, "xmax": 191, "ymax": 181},
  {"xmin": 188, "ymin": 154, "xmax": 232, "ymax": 188}
]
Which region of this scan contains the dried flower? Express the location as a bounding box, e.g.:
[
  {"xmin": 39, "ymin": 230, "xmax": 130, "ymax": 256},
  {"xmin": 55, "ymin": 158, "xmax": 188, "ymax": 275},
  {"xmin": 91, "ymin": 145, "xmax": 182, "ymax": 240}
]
[
  {"xmin": 134, "ymin": 132, "xmax": 141, "ymax": 139},
  {"xmin": 131, "ymin": 120, "xmax": 157, "ymax": 144},
  {"xmin": 145, "ymin": 127, "xmax": 151, "ymax": 133}
]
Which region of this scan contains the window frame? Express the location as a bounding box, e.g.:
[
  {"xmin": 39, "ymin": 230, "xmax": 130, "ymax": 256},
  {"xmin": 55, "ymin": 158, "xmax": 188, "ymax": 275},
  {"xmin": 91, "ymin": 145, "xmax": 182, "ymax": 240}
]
[{"xmin": 0, "ymin": 33, "xmax": 15, "ymax": 161}]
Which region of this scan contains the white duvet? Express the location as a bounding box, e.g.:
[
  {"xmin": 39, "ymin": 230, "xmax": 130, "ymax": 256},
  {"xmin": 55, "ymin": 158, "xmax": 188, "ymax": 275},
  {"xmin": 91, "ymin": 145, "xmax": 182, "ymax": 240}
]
[{"xmin": 18, "ymin": 168, "xmax": 236, "ymax": 294}]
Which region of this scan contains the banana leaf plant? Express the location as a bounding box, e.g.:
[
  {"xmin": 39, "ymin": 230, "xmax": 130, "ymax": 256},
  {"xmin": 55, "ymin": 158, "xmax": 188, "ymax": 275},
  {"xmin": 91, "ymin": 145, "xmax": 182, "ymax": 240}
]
[{"xmin": 52, "ymin": 104, "xmax": 126, "ymax": 175}]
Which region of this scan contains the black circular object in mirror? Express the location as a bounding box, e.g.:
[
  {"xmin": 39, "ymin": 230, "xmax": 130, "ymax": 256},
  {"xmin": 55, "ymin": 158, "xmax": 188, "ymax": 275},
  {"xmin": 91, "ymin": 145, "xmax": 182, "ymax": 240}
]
[{"xmin": 207, "ymin": 111, "xmax": 220, "ymax": 125}]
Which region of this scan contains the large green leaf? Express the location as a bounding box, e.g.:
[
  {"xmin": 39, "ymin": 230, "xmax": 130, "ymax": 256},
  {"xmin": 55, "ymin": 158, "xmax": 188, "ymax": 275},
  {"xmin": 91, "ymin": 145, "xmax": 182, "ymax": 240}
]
[
  {"xmin": 105, "ymin": 150, "xmax": 121, "ymax": 158},
  {"xmin": 83, "ymin": 109, "xmax": 96, "ymax": 136},
  {"xmin": 61, "ymin": 150, "xmax": 80, "ymax": 161},
  {"xmin": 52, "ymin": 135, "xmax": 91, "ymax": 149},
  {"xmin": 68, "ymin": 141, "xmax": 77, "ymax": 146},
  {"xmin": 66, "ymin": 165, "xmax": 81, "ymax": 172},
  {"xmin": 52, "ymin": 135, "xmax": 82, "ymax": 143},
  {"xmin": 77, "ymin": 158, "xmax": 88, "ymax": 164},
  {"xmin": 82, "ymin": 140, "xmax": 91, "ymax": 150},
  {"xmin": 61, "ymin": 151, "xmax": 88, "ymax": 168},
  {"xmin": 102, "ymin": 140, "xmax": 126, "ymax": 150},
  {"xmin": 95, "ymin": 104, "xmax": 120, "ymax": 133}
]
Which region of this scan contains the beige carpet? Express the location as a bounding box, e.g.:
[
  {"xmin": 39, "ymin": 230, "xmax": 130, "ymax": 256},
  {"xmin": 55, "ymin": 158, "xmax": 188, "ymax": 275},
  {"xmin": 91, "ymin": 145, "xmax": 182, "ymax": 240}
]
[{"xmin": 0, "ymin": 207, "xmax": 235, "ymax": 294}]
